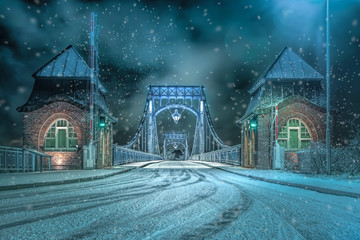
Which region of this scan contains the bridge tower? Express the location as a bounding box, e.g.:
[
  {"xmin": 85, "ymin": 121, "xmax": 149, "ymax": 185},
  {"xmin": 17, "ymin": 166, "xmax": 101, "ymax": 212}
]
[
  {"xmin": 124, "ymin": 85, "xmax": 228, "ymax": 157},
  {"xmin": 146, "ymin": 98, "xmax": 156, "ymax": 153}
]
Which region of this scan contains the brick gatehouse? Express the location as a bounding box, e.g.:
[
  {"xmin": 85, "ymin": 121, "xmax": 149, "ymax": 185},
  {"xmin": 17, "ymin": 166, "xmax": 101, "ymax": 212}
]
[
  {"xmin": 17, "ymin": 45, "xmax": 116, "ymax": 169},
  {"xmin": 237, "ymin": 47, "xmax": 326, "ymax": 169}
]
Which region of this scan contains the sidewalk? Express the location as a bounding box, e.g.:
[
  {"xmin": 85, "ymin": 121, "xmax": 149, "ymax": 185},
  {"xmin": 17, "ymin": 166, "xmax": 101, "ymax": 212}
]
[
  {"xmin": 193, "ymin": 161, "xmax": 360, "ymax": 199},
  {"xmin": 0, "ymin": 161, "xmax": 160, "ymax": 191}
]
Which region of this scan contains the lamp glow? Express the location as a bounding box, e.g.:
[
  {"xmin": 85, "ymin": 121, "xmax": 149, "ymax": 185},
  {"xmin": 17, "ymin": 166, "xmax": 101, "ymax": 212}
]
[
  {"xmin": 99, "ymin": 116, "xmax": 106, "ymax": 128},
  {"xmin": 250, "ymin": 117, "xmax": 257, "ymax": 129},
  {"xmin": 171, "ymin": 109, "xmax": 181, "ymax": 124},
  {"xmin": 149, "ymin": 100, "xmax": 153, "ymax": 113}
]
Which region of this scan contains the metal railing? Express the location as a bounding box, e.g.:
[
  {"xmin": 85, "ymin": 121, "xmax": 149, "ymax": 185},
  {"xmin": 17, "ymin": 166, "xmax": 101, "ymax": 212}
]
[
  {"xmin": 113, "ymin": 145, "xmax": 162, "ymax": 165},
  {"xmin": 189, "ymin": 144, "xmax": 241, "ymax": 166},
  {"xmin": 0, "ymin": 146, "xmax": 52, "ymax": 173}
]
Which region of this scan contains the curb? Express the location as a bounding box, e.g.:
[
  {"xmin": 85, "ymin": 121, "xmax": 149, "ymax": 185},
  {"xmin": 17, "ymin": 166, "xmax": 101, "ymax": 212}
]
[
  {"xmin": 196, "ymin": 161, "xmax": 360, "ymax": 199},
  {"xmin": 0, "ymin": 161, "xmax": 160, "ymax": 191},
  {"xmin": 138, "ymin": 161, "xmax": 162, "ymax": 168}
]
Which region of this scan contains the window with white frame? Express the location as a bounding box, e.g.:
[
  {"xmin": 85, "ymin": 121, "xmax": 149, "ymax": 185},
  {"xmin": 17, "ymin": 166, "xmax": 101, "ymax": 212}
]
[
  {"xmin": 44, "ymin": 119, "xmax": 78, "ymax": 151},
  {"xmin": 278, "ymin": 119, "xmax": 311, "ymax": 150}
]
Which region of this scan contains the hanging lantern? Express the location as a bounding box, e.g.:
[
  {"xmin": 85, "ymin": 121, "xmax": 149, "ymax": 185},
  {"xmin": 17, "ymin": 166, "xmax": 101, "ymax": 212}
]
[{"xmin": 171, "ymin": 109, "xmax": 181, "ymax": 124}]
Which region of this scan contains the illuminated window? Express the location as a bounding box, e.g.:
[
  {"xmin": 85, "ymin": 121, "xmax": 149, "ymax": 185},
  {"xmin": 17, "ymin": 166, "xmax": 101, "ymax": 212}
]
[
  {"xmin": 45, "ymin": 119, "xmax": 78, "ymax": 151},
  {"xmin": 278, "ymin": 119, "xmax": 311, "ymax": 150}
]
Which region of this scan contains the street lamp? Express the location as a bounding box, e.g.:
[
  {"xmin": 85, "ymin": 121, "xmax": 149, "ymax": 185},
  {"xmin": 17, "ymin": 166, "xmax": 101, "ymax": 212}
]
[
  {"xmin": 325, "ymin": 0, "xmax": 331, "ymax": 175},
  {"xmin": 274, "ymin": 0, "xmax": 331, "ymax": 174},
  {"xmin": 171, "ymin": 109, "xmax": 181, "ymax": 124}
]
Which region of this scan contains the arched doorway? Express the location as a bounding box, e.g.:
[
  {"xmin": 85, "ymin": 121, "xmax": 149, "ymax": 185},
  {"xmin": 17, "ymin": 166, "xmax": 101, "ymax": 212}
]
[
  {"xmin": 44, "ymin": 119, "xmax": 78, "ymax": 151},
  {"xmin": 278, "ymin": 118, "xmax": 312, "ymax": 150}
]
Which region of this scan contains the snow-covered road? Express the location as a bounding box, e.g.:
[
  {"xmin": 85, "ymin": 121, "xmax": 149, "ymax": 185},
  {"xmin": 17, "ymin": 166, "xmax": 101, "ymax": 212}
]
[{"xmin": 0, "ymin": 161, "xmax": 359, "ymax": 240}]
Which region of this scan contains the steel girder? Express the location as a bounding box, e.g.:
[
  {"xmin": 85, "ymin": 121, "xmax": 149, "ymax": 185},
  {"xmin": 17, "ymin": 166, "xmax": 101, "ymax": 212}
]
[{"xmin": 123, "ymin": 85, "xmax": 228, "ymax": 157}]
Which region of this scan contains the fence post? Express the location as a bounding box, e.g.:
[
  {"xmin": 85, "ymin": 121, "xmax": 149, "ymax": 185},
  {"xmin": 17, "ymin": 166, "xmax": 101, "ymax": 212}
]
[
  {"xmin": 49, "ymin": 157, "xmax": 52, "ymax": 171},
  {"xmin": 32, "ymin": 153, "xmax": 35, "ymax": 172},
  {"xmin": 112, "ymin": 147, "xmax": 115, "ymax": 166},
  {"xmin": 22, "ymin": 149, "xmax": 25, "ymax": 172},
  {"xmin": 4, "ymin": 149, "xmax": 7, "ymax": 173},
  {"xmin": 16, "ymin": 151, "xmax": 19, "ymax": 173},
  {"xmin": 0, "ymin": 149, "xmax": 2, "ymax": 172}
]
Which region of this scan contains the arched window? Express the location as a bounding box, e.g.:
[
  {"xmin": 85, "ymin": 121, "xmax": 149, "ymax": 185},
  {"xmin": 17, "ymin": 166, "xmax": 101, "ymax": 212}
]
[
  {"xmin": 278, "ymin": 119, "xmax": 311, "ymax": 150},
  {"xmin": 44, "ymin": 119, "xmax": 78, "ymax": 151}
]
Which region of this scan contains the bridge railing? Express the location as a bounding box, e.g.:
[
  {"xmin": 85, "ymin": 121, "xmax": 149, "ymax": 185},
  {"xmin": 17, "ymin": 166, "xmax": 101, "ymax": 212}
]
[
  {"xmin": 113, "ymin": 145, "xmax": 163, "ymax": 165},
  {"xmin": 0, "ymin": 146, "xmax": 52, "ymax": 173},
  {"xmin": 188, "ymin": 144, "xmax": 241, "ymax": 166}
]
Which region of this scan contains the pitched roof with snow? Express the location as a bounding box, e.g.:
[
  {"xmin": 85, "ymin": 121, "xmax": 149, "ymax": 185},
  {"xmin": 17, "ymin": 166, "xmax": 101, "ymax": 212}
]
[
  {"xmin": 249, "ymin": 47, "xmax": 323, "ymax": 94},
  {"xmin": 33, "ymin": 45, "xmax": 91, "ymax": 78},
  {"xmin": 239, "ymin": 87, "xmax": 263, "ymax": 122},
  {"xmin": 238, "ymin": 47, "xmax": 324, "ymax": 123},
  {"xmin": 18, "ymin": 45, "xmax": 114, "ymax": 121}
]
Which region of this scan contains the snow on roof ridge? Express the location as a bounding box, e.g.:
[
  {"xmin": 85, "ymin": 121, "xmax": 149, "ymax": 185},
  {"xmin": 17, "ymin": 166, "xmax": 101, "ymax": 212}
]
[
  {"xmin": 32, "ymin": 45, "xmax": 91, "ymax": 78},
  {"xmin": 249, "ymin": 47, "xmax": 323, "ymax": 95}
]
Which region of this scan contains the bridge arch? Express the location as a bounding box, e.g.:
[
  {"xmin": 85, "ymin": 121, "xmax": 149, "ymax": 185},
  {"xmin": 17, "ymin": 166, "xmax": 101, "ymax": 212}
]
[
  {"xmin": 154, "ymin": 104, "xmax": 200, "ymax": 119},
  {"xmin": 123, "ymin": 85, "xmax": 229, "ymax": 157}
]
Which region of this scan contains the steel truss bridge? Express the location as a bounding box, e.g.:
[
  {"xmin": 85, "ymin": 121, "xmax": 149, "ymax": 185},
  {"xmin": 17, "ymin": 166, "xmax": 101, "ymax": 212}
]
[{"xmin": 113, "ymin": 85, "xmax": 240, "ymax": 165}]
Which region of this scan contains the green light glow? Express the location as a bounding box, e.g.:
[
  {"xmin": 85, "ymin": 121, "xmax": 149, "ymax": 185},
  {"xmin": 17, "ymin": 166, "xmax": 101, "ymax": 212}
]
[
  {"xmin": 250, "ymin": 117, "xmax": 257, "ymax": 129},
  {"xmin": 99, "ymin": 117, "xmax": 106, "ymax": 128}
]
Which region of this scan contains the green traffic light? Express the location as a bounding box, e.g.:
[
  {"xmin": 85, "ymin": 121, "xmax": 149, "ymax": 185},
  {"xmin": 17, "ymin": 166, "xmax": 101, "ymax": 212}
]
[
  {"xmin": 99, "ymin": 117, "xmax": 106, "ymax": 128},
  {"xmin": 250, "ymin": 117, "xmax": 257, "ymax": 129}
]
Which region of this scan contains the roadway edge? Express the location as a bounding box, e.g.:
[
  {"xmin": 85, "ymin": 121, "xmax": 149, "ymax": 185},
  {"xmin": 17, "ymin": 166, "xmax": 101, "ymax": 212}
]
[
  {"xmin": 0, "ymin": 161, "xmax": 160, "ymax": 191},
  {"xmin": 194, "ymin": 161, "xmax": 360, "ymax": 199}
]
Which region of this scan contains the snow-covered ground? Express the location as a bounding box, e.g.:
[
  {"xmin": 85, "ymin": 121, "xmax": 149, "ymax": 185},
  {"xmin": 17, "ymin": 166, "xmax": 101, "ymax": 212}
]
[
  {"xmin": 192, "ymin": 161, "xmax": 360, "ymax": 196},
  {"xmin": 0, "ymin": 169, "xmax": 127, "ymax": 188},
  {"xmin": 0, "ymin": 161, "xmax": 359, "ymax": 239}
]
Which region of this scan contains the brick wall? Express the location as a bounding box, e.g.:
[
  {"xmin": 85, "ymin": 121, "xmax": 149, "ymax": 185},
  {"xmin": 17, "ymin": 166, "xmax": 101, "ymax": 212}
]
[
  {"xmin": 44, "ymin": 151, "xmax": 82, "ymax": 170},
  {"xmin": 21, "ymin": 101, "xmax": 89, "ymax": 169},
  {"xmin": 241, "ymin": 97, "xmax": 326, "ymax": 170},
  {"xmin": 277, "ymin": 99, "xmax": 326, "ymax": 142},
  {"xmin": 256, "ymin": 114, "xmax": 271, "ymax": 169}
]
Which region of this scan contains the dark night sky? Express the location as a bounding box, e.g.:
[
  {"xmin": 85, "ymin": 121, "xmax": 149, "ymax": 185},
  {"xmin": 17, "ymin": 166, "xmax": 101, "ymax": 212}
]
[{"xmin": 0, "ymin": 0, "xmax": 359, "ymax": 147}]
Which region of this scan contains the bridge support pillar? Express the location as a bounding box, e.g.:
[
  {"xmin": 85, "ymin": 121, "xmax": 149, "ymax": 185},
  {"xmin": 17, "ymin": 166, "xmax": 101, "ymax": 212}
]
[
  {"xmin": 147, "ymin": 100, "xmax": 155, "ymax": 154},
  {"xmin": 199, "ymin": 100, "xmax": 205, "ymax": 154}
]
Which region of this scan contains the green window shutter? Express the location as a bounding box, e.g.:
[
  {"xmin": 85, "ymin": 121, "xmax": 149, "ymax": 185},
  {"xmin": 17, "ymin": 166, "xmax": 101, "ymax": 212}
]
[
  {"xmin": 44, "ymin": 120, "xmax": 79, "ymax": 151},
  {"xmin": 69, "ymin": 139, "xmax": 78, "ymax": 148},
  {"xmin": 57, "ymin": 120, "xmax": 67, "ymax": 127},
  {"xmin": 289, "ymin": 129, "xmax": 299, "ymax": 149},
  {"xmin": 301, "ymin": 140, "xmax": 311, "ymax": 149},
  {"xmin": 278, "ymin": 140, "xmax": 287, "ymax": 148},
  {"xmin": 278, "ymin": 126, "xmax": 288, "ymax": 138},
  {"xmin": 45, "ymin": 139, "xmax": 55, "ymax": 148},
  {"xmin": 57, "ymin": 129, "xmax": 67, "ymax": 148},
  {"xmin": 289, "ymin": 119, "xmax": 300, "ymax": 127}
]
